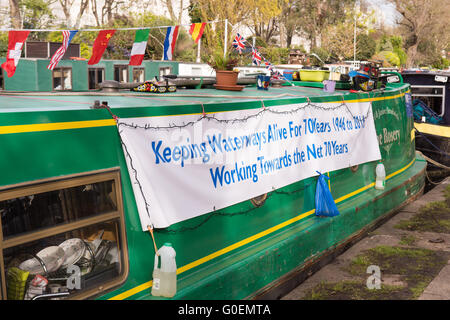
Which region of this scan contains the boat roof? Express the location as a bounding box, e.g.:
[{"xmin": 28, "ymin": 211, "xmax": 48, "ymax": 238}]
[{"xmin": 0, "ymin": 84, "xmax": 405, "ymax": 114}]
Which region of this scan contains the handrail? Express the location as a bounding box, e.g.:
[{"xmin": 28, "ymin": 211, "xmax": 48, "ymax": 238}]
[{"xmin": 381, "ymin": 71, "xmax": 404, "ymax": 84}]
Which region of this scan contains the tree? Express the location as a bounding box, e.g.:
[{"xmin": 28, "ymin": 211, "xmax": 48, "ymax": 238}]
[
  {"xmin": 160, "ymin": 0, "xmax": 186, "ymax": 24},
  {"xmin": 390, "ymin": 0, "xmax": 450, "ymax": 67},
  {"xmin": 296, "ymin": 0, "xmax": 356, "ymax": 49},
  {"xmin": 189, "ymin": 0, "xmax": 262, "ymax": 56},
  {"xmin": 279, "ymin": 0, "xmax": 300, "ymax": 48},
  {"xmin": 320, "ymin": 5, "xmax": 377, "ymax": 61},
  {"xmin": 21, "ymin": 0, "xmax": 55, "ymax": 32},
  {"xmin": 356, "ymin": 33, "xmax": 376, "ymax": 61},
  {"xmin": 8, "ymin": 0, "xmax": 21, "ymax": 28},
  {"xmin": 91, "ymin": 0, "xmax": 125, "ymax": 26},
  {"xmin": 57, "ymin": 0, "xmax": 90, "ymax": 28},
  {"xmin": 246, "ymin": 0, "xmax": 284, "ymax": 44}
]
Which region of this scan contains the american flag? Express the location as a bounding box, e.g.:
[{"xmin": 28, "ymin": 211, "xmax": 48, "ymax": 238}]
[
  {"xmin": 252, "ymin": 48, "xmax": 262, "ymax": 66},
  {"xmin": 232, "ymin": 33, "xmax": 246, "ymax": 54},
  {"xmin": 47, "ymin": 30, "xmax": 78, "ymax": 70}
]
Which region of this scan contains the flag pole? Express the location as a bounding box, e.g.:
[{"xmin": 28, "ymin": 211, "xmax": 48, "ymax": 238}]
[
  {"xmin": 224, "ymin": 19, "xmax": 228, "ymax": 58},
  {"xmin": 197, "ymin": 38, "xmax": 201, "ymax": 63}
]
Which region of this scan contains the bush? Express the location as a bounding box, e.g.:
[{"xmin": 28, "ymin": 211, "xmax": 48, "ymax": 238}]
[{"xmin": 432, "ymin": 57, "xmax": 450, "ymax": 70}]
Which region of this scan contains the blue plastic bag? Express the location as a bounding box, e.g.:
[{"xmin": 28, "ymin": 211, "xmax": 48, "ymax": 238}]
[{"xmin": 315, "ymin": 172, "xmax": 340, "ymax": 217}]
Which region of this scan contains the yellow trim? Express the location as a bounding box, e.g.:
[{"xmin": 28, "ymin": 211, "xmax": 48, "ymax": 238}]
[
  {"xmin": 414, "ymin": 122, "xmax": 450, "ymax": 138},
  {"xmin": 109, "ymin": 157, "xmax": 416, "ymax": 300},
  {"xmin": 0, "ymin": 91, "xmax": 407, "ymax": 135},
  {"xmin": 0, "ymin": 119, "xmax": 116, "ymax": 135}
]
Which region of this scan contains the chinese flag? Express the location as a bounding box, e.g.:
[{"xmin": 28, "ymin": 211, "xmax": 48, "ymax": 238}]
[
  {"xmin": 88, "ymin": 29, "xmax": 116, "ymax": 65},
  {"xmin": 1, "ymin": 30, "xmax": 30, "ymax": 77}
]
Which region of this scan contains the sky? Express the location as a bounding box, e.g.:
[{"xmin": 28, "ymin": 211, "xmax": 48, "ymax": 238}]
[{"xmin": 365, "ymin": 0, "xmax": 400, "ymax": 26}]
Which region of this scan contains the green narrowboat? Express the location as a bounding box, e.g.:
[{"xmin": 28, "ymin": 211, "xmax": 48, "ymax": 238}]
[{"xmin": 0, "ymin": 58, "xmax": 426, "ymax": 300}]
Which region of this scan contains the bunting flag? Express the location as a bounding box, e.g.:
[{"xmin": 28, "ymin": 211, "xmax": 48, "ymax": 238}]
[
  {"xmin": 163, "ymin": 26, "xmax": 179, "ymax": 61},
  {"xmin": 1, "ymin": 30, "xmax": 30, "ymax": 77},
  {"xmin": 232, "ymin": 33, "xmax": 246, "ymax": 54},
  {"xmin": 189, "ymin": 23, "xmax": 206, "ymax": 43},
  {"xmin": 88, "ymin": 29, "xmax": 116, "ymax": 65},
  {"xmin": 47, "ymin": 30, "xmax": 78, "ymax": 70},
  {"xmin": 129, "ymin": 29, "xmax": 150, "ymax": 66},
  {"xmin": 252, "ymin": 47, "xmax": 262, "ymax": 66}
]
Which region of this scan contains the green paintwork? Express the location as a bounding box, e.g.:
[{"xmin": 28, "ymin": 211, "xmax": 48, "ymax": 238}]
[
  {"xmin": 0, "ymin": 58, "xmax": 179, "ymax": 92},
  {"xmin": 0, "ymin": 76, "xmax": 425, "ymax": 300}
]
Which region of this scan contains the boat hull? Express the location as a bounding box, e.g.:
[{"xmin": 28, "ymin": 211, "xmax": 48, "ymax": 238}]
[{"xmin": 0, "ymin": 83, "xmax": 426, "ymax": 300}]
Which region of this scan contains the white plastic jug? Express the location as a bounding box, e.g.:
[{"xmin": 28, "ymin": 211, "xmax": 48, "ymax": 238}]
[
  {"xmin": 151, "ymin": 243, "xmax": 177, "ymax": 298},
  {"xmin": 375, "ymin": 162, "xmax": 386, "ymax": 190}
]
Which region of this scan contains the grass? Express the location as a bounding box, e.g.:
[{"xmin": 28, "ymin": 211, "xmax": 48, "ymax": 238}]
[
  {"xmin": 343, "ymin": 245, "xmax": 449, "ymax": 299},
  {"xmin": 395, "ymin": 185, "xmax": 450, "ymax": 233},
  {"xmin": 399, "ymin": 234, "xmax": 416, "ymax": 246},
  {"xmin": 303, "ymin": 280, "xmax": 405, "ymax": 300}
]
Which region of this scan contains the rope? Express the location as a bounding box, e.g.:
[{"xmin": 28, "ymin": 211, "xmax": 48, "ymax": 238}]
[
  {"xmin": 425, "ymin": 169, "xmax": 445, "ymax": 185},
  {"xmin": 414, "ymin": 128, "xmax": 449, "ymax": 158},
  {"xmin": 417, "ymin": 151, "xmax": 450, "ymax": 171},
  {"xmin": 0, "ymin": 20, "xmax": 223, "ymax": 32}
]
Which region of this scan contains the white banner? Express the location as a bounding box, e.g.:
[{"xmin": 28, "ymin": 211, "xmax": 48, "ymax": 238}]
[{"xmin": 117, "ymin": 101, "xmax": 381, "ymax": 230}]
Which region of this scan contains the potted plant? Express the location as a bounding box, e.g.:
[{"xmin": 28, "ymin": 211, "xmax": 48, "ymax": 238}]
[{"xmin": 208, "ymin": 50, "xmax": 241, "ymax": 89}]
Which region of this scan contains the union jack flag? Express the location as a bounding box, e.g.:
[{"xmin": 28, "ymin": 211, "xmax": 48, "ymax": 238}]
[
  {"xmin": 47, "ymin": 30, "xmax": 78, "ymax": 70},
  {"xmin": 232, "ymin": 33, "xmax": 246, "ymax": 54},
  {"xmin": 271, "ymin": 70, "xmax": 283, "ymax": 80},
  {"xmin": 251, "ymin": 48, "xmax": 262, "ymax": 66}
]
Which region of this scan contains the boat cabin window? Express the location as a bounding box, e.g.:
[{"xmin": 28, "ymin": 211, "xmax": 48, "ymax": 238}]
[
  {"xmin": 114, "ymin": 65, "xmax": 128, "ymax": 83},
  {"xmin": 0, "ymin": 169, "xmax": 128, "ymax": 300},
  {"xmin": 132, "ymin": 68, "xmax": 145, "ymax": 83},
  {"xmin": 410, "ymin": 85, "xmax": 446, "ymax": 117},
  {"xmin": 0, "ymin": 69, "xmax": 3, "ymax": 90},
  {"xmin": 52, "ymin": 67, "xmax": 72, "ymax": 91},
  {"xmin": 88, "ymin": 68, "xmax": 105, "ymax": 90},
  {"xmin": 159, "ymin": 66, "xmax": 172, "ymax": 78}
]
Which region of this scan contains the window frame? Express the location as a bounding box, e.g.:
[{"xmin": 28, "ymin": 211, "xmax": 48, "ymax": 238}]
[
  {"xmin": 88, "ymin": 67, "xmax": 105, "ymax": 90},
  {"xmin": 114, "ymin": 65, "xmax": 129, "ymax": 83},
  {"xmin": 0, "ymin": 167, "xmax": 129, "ymax": 300},
  {"xmin": 159, "ymin": 66, "xmax": 172, "ymax": 79},
  {"xmin": 132, "ymin": 67, "xmax": 145, "ymax": 83},
  {"xmin": 0, "ymin": 68, "xmax": 3, "ymax": 90},
  {"xmin": 52, "ymin": 67, "xmax": 73, "ymax": 91}
]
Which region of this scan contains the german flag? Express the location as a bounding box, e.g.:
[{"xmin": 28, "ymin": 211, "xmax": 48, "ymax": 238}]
[{"xmin": 189, "ymin": 23, "xmax": 206, "ymax": 43}]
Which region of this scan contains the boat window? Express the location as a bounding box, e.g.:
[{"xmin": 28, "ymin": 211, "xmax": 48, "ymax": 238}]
[
  {"xmin": 410, "ymin": 85, "xmax": 446, "ymax": 117},
  {"xmin": 88, "ymin": 68, "xmax": 105, "ymax": 90},
  {"xmin": 114, "ymin": 65, "xmax": 128, "ymax": 83},
  {"xmin": 0, "ymin": 169, "xmax": 128, "ymax": 300},
  {"xmin": 0, "ymin": 68, "xmax": 3, "ymax": 90},
  {"xmin": 159, "ymin": 66, "xmax": 172, "ymax": 78},
  {"xmin": 132, "ymin": 68, "xmax": 145, "ymax": 83},
  {"xmin": 52, "ymin": 67, "xmax": 72, "ymax": 91}
]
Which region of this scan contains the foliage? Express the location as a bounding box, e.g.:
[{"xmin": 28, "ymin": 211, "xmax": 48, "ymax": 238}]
[
  {"xmin": 259, "ymin": 47, "xmax": 289, "ymax": 64},
  {"xmin": 0, "ymin": 33, "xmax": 8, "ymax": 57},
  {"xmin": 310, "ymin": 47, "xmax": 330, "ymax": 66},
  {"xmin": 356, "ymin": 33, "xmax": 376, "ymax": 61},
  {"xmin": 208, "ymin": 50, "xmax": 238, "ymax": 70},
  {"xmin": 390, "ymin": 0, "xmax": 450, "ymax": 67},
  {"xmin": 21, "ymin": 0, "xmax": 55, "ymax": 40},
  {"xmin": 376, "ymin": 51, "xmax": 401, "ymax": 67},
  {"xmin": 432, "ymin": 57, "xmax": 450, "ymax": 70}
]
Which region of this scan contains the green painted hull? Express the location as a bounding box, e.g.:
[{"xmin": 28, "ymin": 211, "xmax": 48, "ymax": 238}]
[{"xmin": 0, "ymin": 82, "xmax": 425, "ymax": 300}]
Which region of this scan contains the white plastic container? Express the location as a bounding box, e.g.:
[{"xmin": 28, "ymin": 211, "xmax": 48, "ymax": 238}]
[
  {"xmin": 375, "ymin": 162, "xmax": 386, "ymax": 190},
  {"xmin": 151, "ymin": 243, "xmax": 177, "ymax": 298}
]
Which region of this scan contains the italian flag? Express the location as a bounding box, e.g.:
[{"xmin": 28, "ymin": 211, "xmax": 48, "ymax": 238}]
[{"xmin": 129, "ymin": 29, "xmax": 150, "ymax": 66}]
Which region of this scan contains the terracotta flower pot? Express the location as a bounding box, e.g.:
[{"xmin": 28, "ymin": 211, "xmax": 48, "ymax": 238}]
[{"xmin": 215, "ymin": 70, "xmax": 239, "ymax": 86}]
